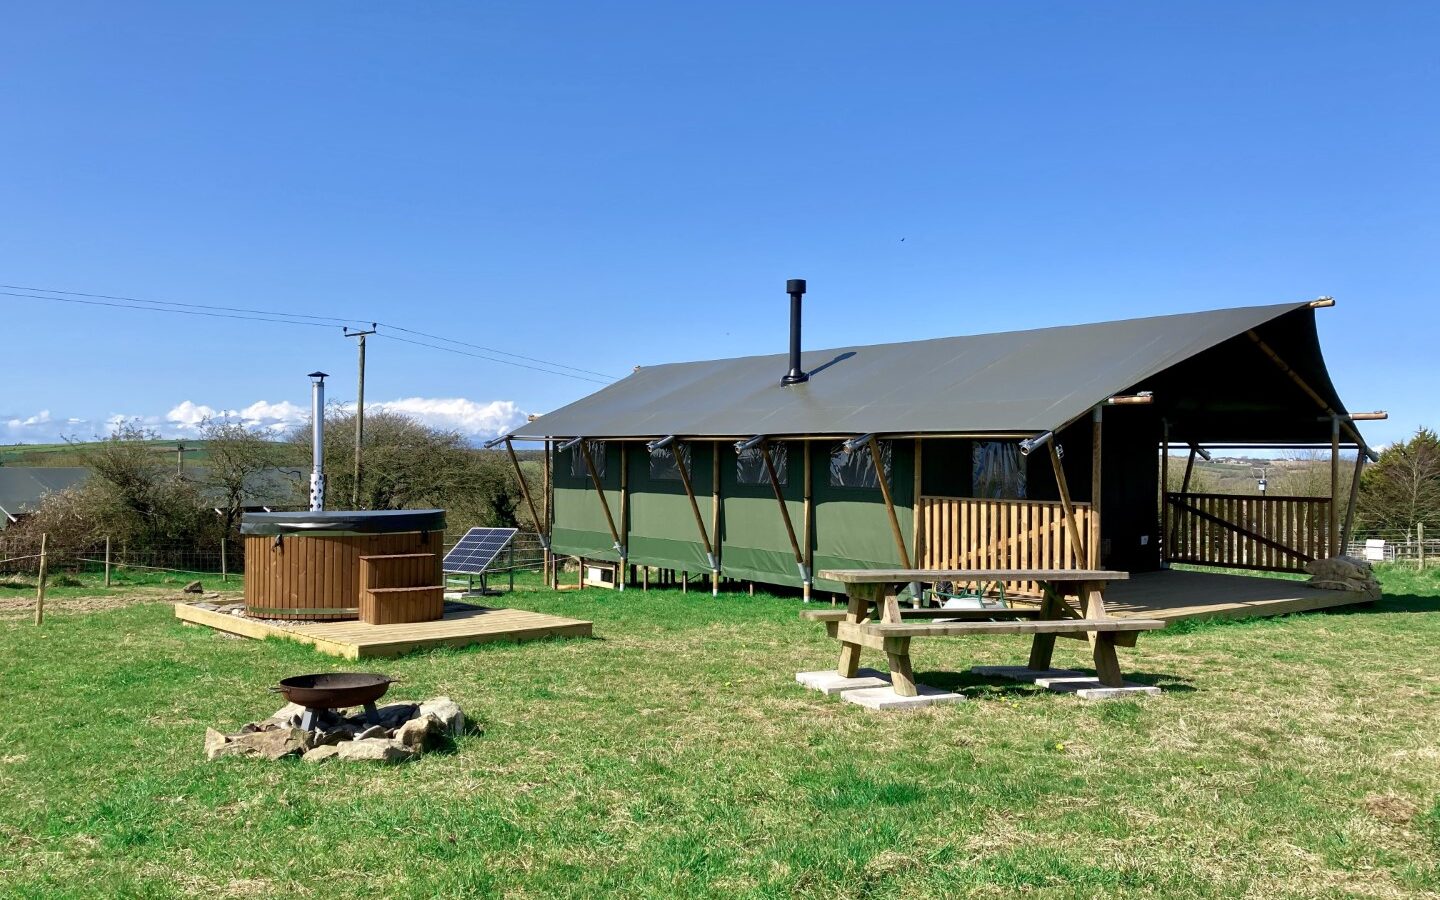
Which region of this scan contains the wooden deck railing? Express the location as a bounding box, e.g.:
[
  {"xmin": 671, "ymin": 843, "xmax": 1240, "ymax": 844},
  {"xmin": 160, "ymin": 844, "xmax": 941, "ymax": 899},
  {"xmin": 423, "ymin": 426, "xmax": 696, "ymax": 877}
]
[
  {"xmin": 917, "ymin": 496, "xmax": 1094, "ymax": 596},
  {"xmin": 1164, "ymin": 492, "xmax": 1332, "ymax": 573}
]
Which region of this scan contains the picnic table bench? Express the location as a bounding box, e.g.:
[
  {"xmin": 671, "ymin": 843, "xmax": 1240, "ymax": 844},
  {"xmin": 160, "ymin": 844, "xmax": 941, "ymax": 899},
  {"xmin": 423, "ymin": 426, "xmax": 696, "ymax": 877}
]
[{"xmin": 809, "ymin": 569, "xmax": 1166, "ymax": 698}]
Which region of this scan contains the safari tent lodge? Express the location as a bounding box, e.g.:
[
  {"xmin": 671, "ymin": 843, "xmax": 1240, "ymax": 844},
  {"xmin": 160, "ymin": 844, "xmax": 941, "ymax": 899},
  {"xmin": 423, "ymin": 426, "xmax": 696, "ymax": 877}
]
[{"xmin": 504, "ymin": 285, "xmax": 1382, "ymax": 614}]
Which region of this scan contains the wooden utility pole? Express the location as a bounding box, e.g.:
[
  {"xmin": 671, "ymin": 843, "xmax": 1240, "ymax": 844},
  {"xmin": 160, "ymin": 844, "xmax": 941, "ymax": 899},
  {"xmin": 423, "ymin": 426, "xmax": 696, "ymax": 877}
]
[
  {"xmin": 34, "ymin": 533, "xmax": 47, "ymax": 625},
  {"xmin": 104, "ymin": 536, "xmax": 112, "ymax": 587},
  {"xmin": 345, "ymin": 325, "xmax": 378, "ymax": 509},
  {"xmin": 176, "ymin": 443, "xmax": 185, "ymax": 475}
]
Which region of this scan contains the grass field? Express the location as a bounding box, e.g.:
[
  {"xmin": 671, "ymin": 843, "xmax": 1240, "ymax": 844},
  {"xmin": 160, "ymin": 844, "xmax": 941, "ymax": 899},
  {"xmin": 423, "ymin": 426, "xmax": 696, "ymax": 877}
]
[{"xmin": 1, "ymin": 567, "xmax": 1438, "ymax": 898}]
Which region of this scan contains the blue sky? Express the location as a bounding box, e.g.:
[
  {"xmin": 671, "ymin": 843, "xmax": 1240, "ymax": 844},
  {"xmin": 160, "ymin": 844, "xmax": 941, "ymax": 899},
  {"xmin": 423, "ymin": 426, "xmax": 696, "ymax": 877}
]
[{"xmin": 1, "ymin": 3, "xmax": 1435, "ymax": 447}]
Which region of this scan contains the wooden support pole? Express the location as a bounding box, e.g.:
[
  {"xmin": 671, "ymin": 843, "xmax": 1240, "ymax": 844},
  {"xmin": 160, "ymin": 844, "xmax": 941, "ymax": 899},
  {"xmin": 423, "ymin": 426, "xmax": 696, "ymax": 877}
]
[
  {"xmin": 1090, "ymin": 407, "xmax": 1102, "ymax": 569},
  {"xmin": 868, "ymin": 436, "xmax": 912, "ymax": 569},
  {"xmin": 104, "ymin": 535, "xmax": 112, "ymax": 587},
  {"xmin": 504, "ymin": 440, "xmax": 545, "ymax": 549},
  {"xmin": 912, "ymin": 438, "xmax": 924, "ymax": 567},
  {"xmin": 1342, "ymin": 450, "xmax": 1364, "ymax": 552},
  {"xmin": 1160, "ymin": 420, "xmax": 1171, "ymax": 562},
  {"xmin": 1419, "ymin": 523, "xmax": 1427, "ymax": 570},
  {"xmin": 760, "ymin": 441, "xmax": 807, "ymax": 583},
  {"xmin": 1330, "ymin": 416, "xmax": 1341, "ymax": 558},
  {"xmin": 578, "ymin": 442, "xmax": 625, "ymax": 582},
  {"xmin": 672, "ymin": 441, "xmax": 718, "ymax": 596},
  {"xmin": 712, "ymin": 441, "xmax": 721, "ymax": 596},
  {"xmin": 1048, "ymin": 443, "xmax": 1087, "ymax": 566},
  {"xmin": 1247, "ymin": 329, "xmax": 1375, "ymax": 458},
  {"xmin": 220, "ymin": 536, "xmax": 228, "ymax": 583},
  {"xmin": 802, "ymin": 440, "xmax": 813, "ymax": 602},
  {"xmin": 34, "ymin": 533, "xmax": 47, "ymax": 625},
  {"xmin": 619, "ymin": 443, "xmax": 629, "ymax": 590},
  {"xmin": 1180, "ymin": 446, "xmax": 1197, "ymax": 495},
  {"xmin": 543, "ymin": 440, "xmax": 554, "ymax": 588}
]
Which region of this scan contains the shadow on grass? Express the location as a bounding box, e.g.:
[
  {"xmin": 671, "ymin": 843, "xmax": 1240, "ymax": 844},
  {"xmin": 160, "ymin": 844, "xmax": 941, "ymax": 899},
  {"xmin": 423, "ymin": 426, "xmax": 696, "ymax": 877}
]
[{"xmin": 915, "ymin": 669, "xmax": 1196, "ymax": 696}]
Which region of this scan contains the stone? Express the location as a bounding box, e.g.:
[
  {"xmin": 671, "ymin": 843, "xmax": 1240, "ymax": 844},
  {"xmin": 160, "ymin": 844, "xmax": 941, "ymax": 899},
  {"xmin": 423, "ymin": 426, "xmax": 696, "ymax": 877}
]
[
  {"xmin": 419, "ymin": 697, "xmax": 465, "ymax": 735},
  {"xmin": 268, "ymin": 702, "xmax": 307, "ymax": 728},
  {"xmin": 302, "ymin": 744, "xmax": 341, "ymax": 764},
  {"xmin": 231, "ymin": 727, "xmax": 310, "ymax": 760},
  {"xmin": 796, "ymin": 669, "xmax": 892, "ymax": 695},
  {"xmin": 1305, "ymin": 556, "xmax": 1383, "ymax": 600},
  {"xmin": 313, "ymin": 725, "xmax": 360, "ymax": 746},
  {"xmin": 336, "ymin": 738, "xmax": 416, "ymax": 764},
  {"xmin": 193, "ymin": 602, "xmax": 220, "ymax": 611},
  {"xmin": 354, "ymin": 725, "xmax": 389, "ymax": 741},
  {"xmin": 396, "ymin": 714, "xmax": 442, "ymax": 751},
  {"xmin": 840, "ymin": 684, "xmax": 966, "ymax": 711},
  {"xmin": 368, "ymin": 703, "xmax": 420, "ymax": 729},
  {"xmin": 204, "ymin": 728, "xmax": 233, "ymax": 761},
  {"xmin": 183, "ymin": 580, "xmax": 204, "ymax": 594}
]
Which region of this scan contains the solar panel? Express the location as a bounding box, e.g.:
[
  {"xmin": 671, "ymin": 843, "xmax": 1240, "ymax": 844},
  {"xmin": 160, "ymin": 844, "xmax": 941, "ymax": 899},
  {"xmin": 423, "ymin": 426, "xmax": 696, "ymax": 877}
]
[{"xmin": 443, "ymin": 527, "xmax": 519, "ymax": 574}]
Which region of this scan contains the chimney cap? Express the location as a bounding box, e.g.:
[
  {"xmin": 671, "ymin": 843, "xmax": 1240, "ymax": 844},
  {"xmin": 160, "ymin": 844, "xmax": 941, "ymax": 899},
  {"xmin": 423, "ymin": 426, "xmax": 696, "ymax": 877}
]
[
  {"xmin": 786, "ymin": 278, "xmax": 806, "ymax": 295},
  {"xmin": 308, "ymin": 371, "xmax": 328, "ymax": 381}
]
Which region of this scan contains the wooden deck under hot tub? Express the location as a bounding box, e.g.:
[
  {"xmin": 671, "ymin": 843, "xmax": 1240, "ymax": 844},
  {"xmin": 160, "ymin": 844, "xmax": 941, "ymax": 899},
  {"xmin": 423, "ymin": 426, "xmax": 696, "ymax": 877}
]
[{"xmin": 176, "ymin": 601, "xmax": 592, "ymax": 659}]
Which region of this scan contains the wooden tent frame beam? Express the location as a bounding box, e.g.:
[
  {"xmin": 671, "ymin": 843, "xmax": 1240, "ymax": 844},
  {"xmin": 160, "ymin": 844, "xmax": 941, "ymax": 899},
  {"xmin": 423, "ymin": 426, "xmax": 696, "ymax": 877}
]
[
  {"xmin": 1049, "ymin": 442, "xmax": 1088, "ymax": 565},
  {"xmin": 759, "ymin": 440, "xmax": 808, "ymax": 584},
  {"xmin": 1246, "ymin": 329, "xmax": 1377, "ymax": 461},
  {"xmin": 577, "ymin": 440, "xmax": 625, "ymax": 587},
  {"xmin": 503, "ymin": 439, "xmax": 546, "ymax": 550},
  {"xmin": 671, "ymin": 440, "xmax": 720, "ymax": 595},
  {"xmin": 867, "ymin": 436, "xmax": 913, "ymax": 569}
]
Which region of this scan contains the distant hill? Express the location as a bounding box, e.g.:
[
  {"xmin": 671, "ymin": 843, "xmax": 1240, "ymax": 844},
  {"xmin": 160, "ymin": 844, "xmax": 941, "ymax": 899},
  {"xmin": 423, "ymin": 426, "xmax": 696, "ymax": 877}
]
[
  {"xmin": 0, "ymin": 439, "xmax": 215, "ymax": 468},
  {"xmin": 1168, "ymin": 453, "xmax": 1337, "ymax": 497}
]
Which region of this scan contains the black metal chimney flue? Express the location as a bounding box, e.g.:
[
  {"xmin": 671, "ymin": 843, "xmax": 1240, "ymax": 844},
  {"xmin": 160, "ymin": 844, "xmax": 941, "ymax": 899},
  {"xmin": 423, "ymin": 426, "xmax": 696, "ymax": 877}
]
[{"xmin": 781, "ymin": 278, "xmax": 808, "ymax": 386}]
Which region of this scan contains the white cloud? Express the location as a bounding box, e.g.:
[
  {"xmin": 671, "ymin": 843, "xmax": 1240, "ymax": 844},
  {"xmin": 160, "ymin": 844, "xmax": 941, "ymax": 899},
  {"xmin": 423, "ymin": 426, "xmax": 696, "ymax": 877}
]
[
  {"xmin": 363, "ymin": 397, "xmax": 526, "ymax": 440},
  {"xmin": 2, "ymin": 396, "xmax": 527, "ymax": 446}
]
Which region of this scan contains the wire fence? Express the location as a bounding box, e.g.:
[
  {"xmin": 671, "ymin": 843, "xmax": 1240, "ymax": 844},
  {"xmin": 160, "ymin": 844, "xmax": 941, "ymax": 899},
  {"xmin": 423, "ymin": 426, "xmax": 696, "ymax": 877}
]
[
  {"xmin": 0, "ymin": 530, "xmax": 549, "ymax": 581},
  {"xmin": 1346, "ymin": 527, "xmax": 1437, "ymax": 566}
]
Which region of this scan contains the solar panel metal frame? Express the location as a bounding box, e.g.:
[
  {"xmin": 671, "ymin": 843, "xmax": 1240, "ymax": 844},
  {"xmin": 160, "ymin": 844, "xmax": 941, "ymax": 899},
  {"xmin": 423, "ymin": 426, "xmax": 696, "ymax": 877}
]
[{"xmin": 443, "ymin": 526, "xmax": 520, "ymax": 574}]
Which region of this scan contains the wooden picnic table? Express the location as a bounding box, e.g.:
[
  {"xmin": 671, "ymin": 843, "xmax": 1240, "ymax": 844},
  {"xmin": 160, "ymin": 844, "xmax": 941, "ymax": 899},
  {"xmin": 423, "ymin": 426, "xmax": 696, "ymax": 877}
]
[{"xmin": 810, "ymin": 569, "xmax": 1165, "ymax": 697}]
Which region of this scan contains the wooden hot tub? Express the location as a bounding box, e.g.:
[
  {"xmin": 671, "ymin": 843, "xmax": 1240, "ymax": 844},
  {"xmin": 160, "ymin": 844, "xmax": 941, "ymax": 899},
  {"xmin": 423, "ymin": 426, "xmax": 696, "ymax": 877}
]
[{"xmin": 241, "ymin": 509, "xmax": 446, "ymax": 621}]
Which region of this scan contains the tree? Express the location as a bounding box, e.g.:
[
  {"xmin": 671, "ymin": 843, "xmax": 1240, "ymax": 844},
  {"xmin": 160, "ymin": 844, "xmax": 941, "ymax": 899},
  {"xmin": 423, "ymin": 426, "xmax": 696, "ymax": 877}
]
[
  {"xmin": 1356, "ymin": 428, "xmax": 1440, "ymax": 533},
  {"xmin": 197, "ymin": 418, "xmax": 297, "ymax": 537},
  {"xmin": 14, "ymin": 422, "xmax": 222, "ymax": 564}
]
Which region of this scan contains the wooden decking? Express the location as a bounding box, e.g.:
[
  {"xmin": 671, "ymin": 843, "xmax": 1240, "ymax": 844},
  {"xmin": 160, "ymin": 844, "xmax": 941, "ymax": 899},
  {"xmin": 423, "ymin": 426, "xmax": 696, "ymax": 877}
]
[
  {"xmin": 1100, "ymin": 569, "xmax": 1371, "ymax": 623},
  {"xmin": 175, "ymin": 601, "xmax": 592, "ymax": 660}
]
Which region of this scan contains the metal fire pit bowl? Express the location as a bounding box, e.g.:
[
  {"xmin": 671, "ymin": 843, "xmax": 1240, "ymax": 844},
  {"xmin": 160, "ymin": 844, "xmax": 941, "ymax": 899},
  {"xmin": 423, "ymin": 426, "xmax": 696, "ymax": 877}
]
[{"xmin": 272, "ymin": 673, "xmax": 397, "ymax": 729}]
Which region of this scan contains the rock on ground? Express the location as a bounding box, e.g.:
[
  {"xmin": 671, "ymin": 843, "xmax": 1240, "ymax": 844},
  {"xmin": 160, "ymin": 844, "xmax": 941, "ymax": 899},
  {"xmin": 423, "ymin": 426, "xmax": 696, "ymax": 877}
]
[
  {"xmin": 302, "ymin": 745, "xmax": 341, "ymax": 763},
  {"xmin": 336, "ymin": 738, "xmax": 416, "ymax": 764},
  {"xmin": 182, "ymin": 581, "xmax": 204, "ymax": 594},
  {"xmin": 419, "ymin": 697, "xmax": 465, "ymax": 735},
  {"xmin": 396, "ymin": 713, "xmax": 442, "ymax": 750},
  {"xmin": 1305, "ymin": 555, "xmax": 1383, "ymax": 601}
]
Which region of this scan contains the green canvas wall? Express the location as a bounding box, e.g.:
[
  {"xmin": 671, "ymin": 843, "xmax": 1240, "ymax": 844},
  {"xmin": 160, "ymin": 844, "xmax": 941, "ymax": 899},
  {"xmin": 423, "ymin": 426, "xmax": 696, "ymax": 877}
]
[{"xmin": 551, "ymin": 439, "xmax": 917, "ymax": 593}]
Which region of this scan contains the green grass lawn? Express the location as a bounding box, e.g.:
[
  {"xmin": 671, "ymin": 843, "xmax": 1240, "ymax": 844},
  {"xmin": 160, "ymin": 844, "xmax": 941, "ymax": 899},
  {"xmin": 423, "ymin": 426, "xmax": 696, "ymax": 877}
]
[{"xmin": 2, "ymin": 567, "xmax": 1439, "ymax": 898}]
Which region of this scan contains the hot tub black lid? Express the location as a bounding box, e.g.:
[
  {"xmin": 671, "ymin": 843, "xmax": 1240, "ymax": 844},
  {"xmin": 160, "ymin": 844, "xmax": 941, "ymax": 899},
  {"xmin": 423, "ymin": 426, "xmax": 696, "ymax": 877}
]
[{"xmin": 240, "ymin": 509, "xmax": 447, "ymax": 535}]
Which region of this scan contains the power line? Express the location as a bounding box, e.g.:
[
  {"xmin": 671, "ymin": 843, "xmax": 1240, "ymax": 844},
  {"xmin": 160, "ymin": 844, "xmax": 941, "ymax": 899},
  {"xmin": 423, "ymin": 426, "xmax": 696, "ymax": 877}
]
[
  {"xmin": 376, "ymin": 332, "xmax": 612, "ymax": 384},
  {"xmin": 0, "ymin": 283, "xmax": 367, "ymax": 327},
  {"xmin": 0, "ymin": 289, "xmax": 343, "ymax": 329},
  {"xmin": 1, "ymin": 282, "xmax": 620, "ymax": 383}
]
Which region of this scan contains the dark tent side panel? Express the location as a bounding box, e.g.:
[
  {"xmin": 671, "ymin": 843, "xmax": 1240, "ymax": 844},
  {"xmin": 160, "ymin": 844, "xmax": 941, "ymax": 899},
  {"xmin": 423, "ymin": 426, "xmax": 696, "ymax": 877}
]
[
  {"xmin": 626, "ymin": 442, "xmax": 714, "ymax": 574},
  {"xmin": 718, "ymin": 441, "xmax": 806, "ymax": 587},
  {"xmin": 551, "ymin": 441, "xmax": 623, "ymax": 563},
  {"xmin": 811, "ymin": 440, "xmax": 915, "ymax": 593}
]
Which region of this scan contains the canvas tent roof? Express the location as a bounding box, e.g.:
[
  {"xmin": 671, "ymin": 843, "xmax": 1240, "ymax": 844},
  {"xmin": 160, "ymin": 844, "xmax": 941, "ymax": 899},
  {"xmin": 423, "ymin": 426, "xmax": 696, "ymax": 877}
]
[
  {"xmin": 0, "ymin": 467, "xmax": 90, "ymax": 522},
  {"xmin": 515, "ymin": 302, "xmax": 1350, "ymax": 444}
]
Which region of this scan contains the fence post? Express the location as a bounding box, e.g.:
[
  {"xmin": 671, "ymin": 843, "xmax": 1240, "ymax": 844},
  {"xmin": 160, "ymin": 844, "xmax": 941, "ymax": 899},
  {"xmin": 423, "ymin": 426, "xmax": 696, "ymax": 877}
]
[
  {"xmin": 1420, "ymin": 523, "xmax": 1427, "ymax": 570},
  {"xmin": 221, "ymin": 537, "xmax": 228, "ymax": 583},
  {"xmin": 104, "ymin": 536, "xmax": 112, "ymax": 587},
  {"xmin": 34, "ymin": 533, "xmax": 48, "ymax": 626}
]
